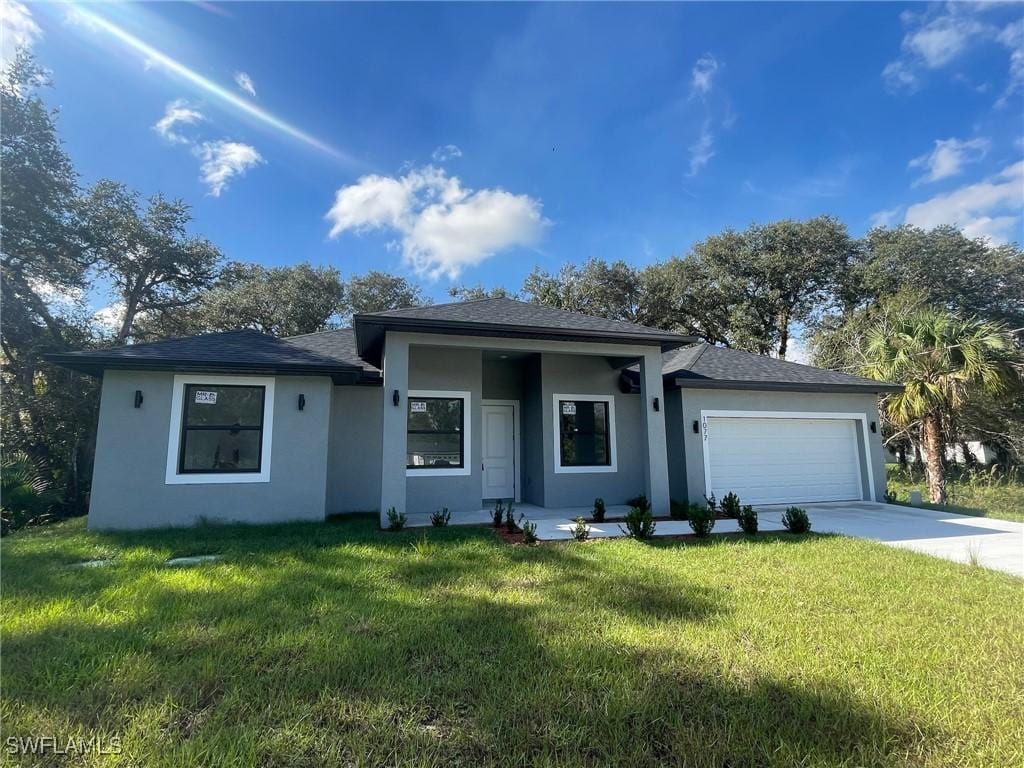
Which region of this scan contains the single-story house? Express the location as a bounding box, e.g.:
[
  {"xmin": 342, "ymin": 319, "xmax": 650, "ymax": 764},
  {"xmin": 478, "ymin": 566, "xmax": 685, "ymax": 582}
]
[{"xmin": 48, "ymin": 297, "xmax": 901, "ymax": 530}]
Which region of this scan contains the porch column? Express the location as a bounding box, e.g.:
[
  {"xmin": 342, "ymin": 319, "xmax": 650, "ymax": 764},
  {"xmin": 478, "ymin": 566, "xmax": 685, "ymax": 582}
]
[
  {"xmin": 639, "ymin": 348, "xmax": 671, "ymax": 516},
  {"xmin": 379, "ymin": 334, "xmax": 409, "ymax": 527}
]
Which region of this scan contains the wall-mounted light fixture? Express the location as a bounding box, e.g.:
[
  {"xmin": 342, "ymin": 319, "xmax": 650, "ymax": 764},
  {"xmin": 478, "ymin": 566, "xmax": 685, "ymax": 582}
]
[
  {"xmin": 392, "ymin": 389, "xmax": 401, "ymax": 407},
  {"xmin": 134, "ymin": 390, "xmax": 144, "ymax": 409},
  {"xmin": 652, "ymin": 397, "xmax": 660, "ymax": 412},
  {"xmin": 692, "ymin": 420, "xmax": 700, "ymax": 434},
  {"xmin": 870, "ymin": 421, "xmax": 877, "ymax": 433},
  {"xmin": 298, "ymin": 394, "xmax": 306, "ymax": 411}
]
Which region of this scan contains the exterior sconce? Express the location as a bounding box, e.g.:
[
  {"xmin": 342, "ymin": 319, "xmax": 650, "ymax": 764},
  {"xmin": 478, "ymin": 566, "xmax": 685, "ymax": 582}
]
[
  {"xmin": 134, "ymin": 390, "xmax": 144, "ymax": 408},
  {"xmin": 652, "ymin": 397, "xmax": 660, "ymax": 412},
  {"xmin": 692, "ymin": 420, "xmax": 699, "ymax": 434},
  {"xmin": 870, "ymin": 421, "xmax": 877, "ymax": 433},
  {"xmin": 298, "ymin": 394, "xmax": 306, "ymax": 411},
  {"xmin": 392, "ymin": 389, "xmax": 401, "ymax": 407}
]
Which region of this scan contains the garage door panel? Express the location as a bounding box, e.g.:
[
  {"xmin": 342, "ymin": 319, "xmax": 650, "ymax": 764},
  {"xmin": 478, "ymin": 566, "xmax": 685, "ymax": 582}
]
[{"xmin": 705, "ymin": 417, "xmax": 862, "ymax": 504}]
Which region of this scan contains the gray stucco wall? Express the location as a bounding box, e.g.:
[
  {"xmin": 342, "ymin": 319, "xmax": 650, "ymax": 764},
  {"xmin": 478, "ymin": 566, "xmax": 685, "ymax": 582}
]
[
  {"xmin": 539, "ymin": 353, "xmax": 645, "ymax": 508},
  {"xmin": 405, "ymin": 346, "xmax": 483, "ymax": 514},
  {"xmin": 327, "ymin": 386, "xmax": 383, "ymax": 514},
  {"xmin": 89, "ymin": 370, "xmax": 332, "ymax": 530},
  {"xmin": 521, "ymin": 354, "xmax": 545, "ymax": 506},
  {"xmin": 672, "ymin": 388, "xmax": 886, "ymax": 504}
]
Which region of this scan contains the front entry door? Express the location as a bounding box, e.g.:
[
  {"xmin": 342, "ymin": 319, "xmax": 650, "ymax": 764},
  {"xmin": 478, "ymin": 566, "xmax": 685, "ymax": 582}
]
[{"xmin": 481, "ymin": 403, "xmax": 516, "ymax": 500}]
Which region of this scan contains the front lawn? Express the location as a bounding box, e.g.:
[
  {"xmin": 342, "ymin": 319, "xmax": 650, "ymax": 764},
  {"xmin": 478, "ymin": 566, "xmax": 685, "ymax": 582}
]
[
  {"xmin": 886, "ymin": 465, "xmax": 1024, "ymax": 522},
  {"xmin": 3, "ymin": 517, "xmax": 1022, "ymax": 767}
]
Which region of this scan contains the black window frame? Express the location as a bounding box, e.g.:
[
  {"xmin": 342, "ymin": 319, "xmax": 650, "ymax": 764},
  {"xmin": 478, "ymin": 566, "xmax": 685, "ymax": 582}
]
[
  {"xmin": 177, "ymin": 383, "xmax": 266, "ymax": 475},
  {"xmin": 406, "ymin": 396, "xmax": 466, "ymax": 470},
  {"xmin": 558, "ymin": 398, "xmax": 612, "ymax": 468}
]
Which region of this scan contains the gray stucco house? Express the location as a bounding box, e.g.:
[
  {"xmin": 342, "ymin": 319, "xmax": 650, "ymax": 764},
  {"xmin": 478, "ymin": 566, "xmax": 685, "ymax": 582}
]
[{"xmin": 49, "ymin": 297, "xmax": 900, "ymax": 530}]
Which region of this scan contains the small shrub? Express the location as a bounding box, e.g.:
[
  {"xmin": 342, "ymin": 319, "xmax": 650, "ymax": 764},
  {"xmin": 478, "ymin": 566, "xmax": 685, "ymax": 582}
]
[
  {"xmin": 492, "ymin": 500, "xmax": 505, "ymax": 527},
  {"xmin": 592, "ymin": 497, "xmax": 606, "ymax": 522},
  {"xmin": 505, "ymin": 502, "xmax": 520, "ymax": 533},
  {"xmin": 782, "ymin": 506, "xmax": 811, "ymax": 533},
  {"xmin": 737, "ymin": 504, "xmax": 758, "ymax": 534},
  {"xmin": 625, "ymin": 494, "xmax": 650, "ymax": 512},
  {"xmin": 521, "ymin": 519, "xmax": 538, "ymax": 544},
  {"xmin": 670, "ymin": 500, "xmax": 689, "ymax": 519},
  {"xmin": 386, "ymin": 507, "xmax": 407, "ymax": 531},
  {"xmin": 720, "ymin": 492, "xmax": 741, "ymax": 518},
  {"xmin": 688, "ymin": 505, "xmax": 716, "ymax": 537},
  {"xmin": 619, "ymin": 506, "xmax": 657, "ymax": 539},
  {"xmin": 571, "ymin": 516, "xmax": 590, "ymax": 542},
  {"xmin": 703, "ymin": 493, "xmax": 718, "ymax": 515},
  {"xmin": 883, "ymin": 488, "xmax": 898, "ymax": 504},
  {"xmin": 430, "ymin": 507, "xmax": 450, "ymax": 527}
]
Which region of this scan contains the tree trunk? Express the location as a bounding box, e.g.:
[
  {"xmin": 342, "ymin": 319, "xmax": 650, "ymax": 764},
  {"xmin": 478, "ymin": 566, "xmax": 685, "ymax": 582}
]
[{"xmin": 921, "ymin": 412, "xmax": 947, "ymax": 505}]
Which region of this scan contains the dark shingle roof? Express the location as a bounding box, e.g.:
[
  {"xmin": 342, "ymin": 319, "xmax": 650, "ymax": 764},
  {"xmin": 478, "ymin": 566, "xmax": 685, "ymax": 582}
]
[
  {"xmin": 354, "ymin": 297, "xmax": 694, "ymax": 366},
  {"xmin": 283, "ymin": 328, "xmax": 379, "ymax": 374},
  {"xmin": 662, "ymin": 343, "xmax": 902, "ymax": 393},
  {"xmin": 45, "ymin": 329, "xmax": 366, "ymax": 380}
]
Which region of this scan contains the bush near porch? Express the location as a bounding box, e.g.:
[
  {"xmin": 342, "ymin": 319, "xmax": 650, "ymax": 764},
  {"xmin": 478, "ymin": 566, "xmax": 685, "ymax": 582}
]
[
  {"xmin": 887, "ymin": 464, "xmax": 1024, "ymax": 523},
  {"xmin": 3, "ymin": 516, "xmax": 1021, "ymax": 768}
]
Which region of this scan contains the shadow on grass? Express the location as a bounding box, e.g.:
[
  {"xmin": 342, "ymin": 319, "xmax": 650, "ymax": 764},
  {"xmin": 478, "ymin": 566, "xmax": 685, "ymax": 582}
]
[{"xmin": 2, "ymin": 515, "xmax": 933, "ymax": 766}]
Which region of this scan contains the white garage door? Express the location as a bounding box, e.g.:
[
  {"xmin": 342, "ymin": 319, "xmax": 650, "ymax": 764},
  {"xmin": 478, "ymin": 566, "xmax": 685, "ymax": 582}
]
[{"xmin": 704, "ymin": 416, "xmax": 863, "ymax": 505}]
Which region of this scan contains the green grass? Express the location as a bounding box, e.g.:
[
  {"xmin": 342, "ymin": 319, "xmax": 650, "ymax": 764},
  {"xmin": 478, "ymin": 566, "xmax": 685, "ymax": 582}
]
[
  {"xmin": 3, "ymin": 516, "xmax": 1023, "ymax": 767},
  {"xmin": 886, "ymin": 465, "xmax": 1024, "ymax": 522}
]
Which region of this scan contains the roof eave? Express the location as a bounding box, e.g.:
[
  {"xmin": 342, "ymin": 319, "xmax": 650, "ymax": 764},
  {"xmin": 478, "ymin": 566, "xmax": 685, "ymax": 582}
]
[
  {"xmin": 43, "ymin": 353, "xmax": 363, "ymax": 382},
  {"xmin": 671, "ymin": 377, "xmax": 904, "ymax": 394},
  {"xmin": 353, "ymin": 315, "xmax": 695, "ymax": 366}
]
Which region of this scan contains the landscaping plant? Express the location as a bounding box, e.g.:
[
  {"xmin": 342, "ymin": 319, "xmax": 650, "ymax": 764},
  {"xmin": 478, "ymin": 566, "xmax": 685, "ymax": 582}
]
[
  {"xmin": 625, "ymin": 494, "xmax": 650, "ymax": 512},
  {"xmin": 492, "ymin": 500, "xmax": 505, "ymax": 527},
  {"xmin": 520, "ymin": 519, "xmax": 538, "ymax": 544},
  {"xmin": 688, "ymin": 505, "xmax": 716, "ymax": 537},
  {"xmin": 571, "ymin": 516, "xmax": 590, "ymax": 542},
  {"xmin": 620, "ymin": 506, "xmax": 657, "ymax": 539},
  {"xmin": 720, "ymin": 492, "xmax": 741, "ymax": 518},
  {"xmin": 592, "ymin": 497, "xmax": 606, "ymax": 522},
  {"xmin": 782, "ymin": 506, "xmax": 811, "ymax": 533},
  {"xmin": 737, "ymin": 504, "xmax": 758, "ymax": 534},
  {"xmin": 670, "ymin": 500, "xmax": 689, "ymax": 519},
  {"xmin": 386, "ymin": 507, "xmax": 407, "ymax": 531},
  {"xmin": 430, "ymin": 507, "xmax": 450, "ymax": 527},
  {"xmin": 504, "ymin": 502, "xmax": 520, "ymax": 533},
  {"xmin": 703, "ymin": 493, "xmax": 718, "ymax": 515}
]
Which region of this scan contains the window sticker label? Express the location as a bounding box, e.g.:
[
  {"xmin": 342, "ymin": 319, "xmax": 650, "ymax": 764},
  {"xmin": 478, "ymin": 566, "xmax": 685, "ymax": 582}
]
[
  {"xmin": 410, "ymin": 401, "xmax": 427, "ymax": 413},
  {"xmin": 194, "ymin": 390, "xmax": 218, "ymax": 405},
  {"xmin": 561, "ymin": 402, "xmax": 576, "ymax": 415}
]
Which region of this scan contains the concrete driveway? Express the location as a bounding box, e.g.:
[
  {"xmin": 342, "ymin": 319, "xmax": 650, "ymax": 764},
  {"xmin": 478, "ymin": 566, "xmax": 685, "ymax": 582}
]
[{"xmin": 757, "ymin": 502, "xmax": 1024, "ymax": 578}]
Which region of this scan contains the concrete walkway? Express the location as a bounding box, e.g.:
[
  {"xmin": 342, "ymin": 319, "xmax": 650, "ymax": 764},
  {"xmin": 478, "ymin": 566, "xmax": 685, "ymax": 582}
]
[{"xmin": 757, "ymin": 502, "xmax": 1024, "ymax": 578}]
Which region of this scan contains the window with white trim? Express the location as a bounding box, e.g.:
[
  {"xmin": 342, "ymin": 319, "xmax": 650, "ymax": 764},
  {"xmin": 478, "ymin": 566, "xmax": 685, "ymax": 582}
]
[
  {"xmin": 165, "ymin": 375, "xmax": 275, "ymax": 485},
  {"xmin": 552, "ymin": 394, "xmax": 618, "ymax": 473}
]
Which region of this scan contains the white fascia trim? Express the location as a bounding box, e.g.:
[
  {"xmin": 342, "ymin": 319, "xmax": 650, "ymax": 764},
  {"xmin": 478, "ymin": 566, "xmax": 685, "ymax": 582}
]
[
  {"xmin": 552, "ymin": 393, "xmax": 618, "ymax": 474},
  {"xmin": 165, "ymin": 374, "xmax": 276, "ymax": 485},
  {"xmin": 406, "ymin": 389, "xmax": 472, "ymax": 477},
  {"xmin": 698, "ymin": 409, "xmax": 875, "ymax": 502}
]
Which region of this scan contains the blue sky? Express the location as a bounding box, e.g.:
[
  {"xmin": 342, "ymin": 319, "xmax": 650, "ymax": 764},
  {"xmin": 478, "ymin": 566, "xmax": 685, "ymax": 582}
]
[{"xmin": 7, "ymin": 1, "xmax": 1023, "ymax": 307}]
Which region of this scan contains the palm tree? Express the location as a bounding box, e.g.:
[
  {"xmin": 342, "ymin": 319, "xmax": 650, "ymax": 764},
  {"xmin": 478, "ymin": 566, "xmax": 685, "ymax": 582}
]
[{"xmin": 861, "ymin": 308, "xmax": 1021, "ymax": 504}]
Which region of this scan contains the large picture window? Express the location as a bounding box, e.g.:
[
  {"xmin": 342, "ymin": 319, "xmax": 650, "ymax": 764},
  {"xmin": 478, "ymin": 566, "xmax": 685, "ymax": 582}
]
[
  {"xmin": 165, "ymin": 375, "xmax": 275, "ymax": 485},
  {"xmin": 179, "ymin": 384, "xmax": 266, "ymax": 473},
  {"xmin": 553, "ymin": 394, "xmax": 617, "ymax": 474},
  {"xmin": 407, "ymin": 396, "xmax": 465, "ymax": 470}
]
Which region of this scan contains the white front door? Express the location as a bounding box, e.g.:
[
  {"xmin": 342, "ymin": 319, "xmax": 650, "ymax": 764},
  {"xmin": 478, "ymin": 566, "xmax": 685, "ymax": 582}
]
[{"xmin": 481, "ymin": 404, "xmax": 516, "ymax": 500}]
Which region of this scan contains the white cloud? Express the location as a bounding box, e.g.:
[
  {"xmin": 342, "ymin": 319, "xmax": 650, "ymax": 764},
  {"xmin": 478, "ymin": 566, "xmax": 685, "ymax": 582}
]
[
  {"xmin": 153, "ymin": 99, "xmax": 204, "ymax": 144},
  {"xmin": 92, "ymin": 302, "xmax": 125, "ymax": 334},
  {"xmin": 325, "ymin": 165, "xmax": 548, "ymax": 280},
  {"xmin": 687, "ymin": 120, "xmax": 715, "ymax": 177},
  {"xmin": 431, "ymin": 144, "xmax": 462, "ymax": 162},
  {"xmin": 234, "ymin": 71, "xmax": 255, "ymax": 97},
  {"xmin": 783, "ymin": 336, "xmax": 812, "ymax": 365},
  {"xmin": 870, "ymin": 206, "xmax": 904, "ymax": 229},
  {"xmin": 909, "ymin": 136, "xmax": 990, "ymax": 184},
  {"xmin": 904, "ymin": 161, "xmax": 1024, "ymax": 243},
  {"xmin": 690, "ymin": 54, "xmax": 718, "ymax": 98},
  {"xmin": 195, "ymin": 140, "xmax": 264, "ymax": 196},
  {"xmin": 0, "ymin": 0, "xmax": 41, "ymax": 67},
  {"xmin": 29, "ymin": 278, "xmax": 84, "ymax": 312},
  {"xmin": 883, "ymin": 5, "xmax": 1020, "ymax": 100}
]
